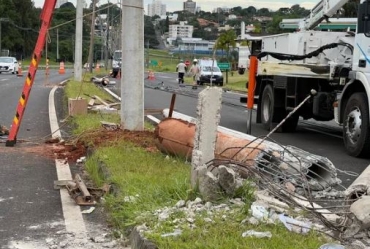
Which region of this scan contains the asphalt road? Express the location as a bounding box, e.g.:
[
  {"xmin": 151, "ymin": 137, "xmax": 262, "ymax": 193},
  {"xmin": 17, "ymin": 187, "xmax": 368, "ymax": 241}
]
[
  {"xmin": 0, "ymin": 70, "xmax": 70, "ymax": 247},
  {"xmin": 136, "ymin": 71, "xmax": 370, "ymax": 187}
]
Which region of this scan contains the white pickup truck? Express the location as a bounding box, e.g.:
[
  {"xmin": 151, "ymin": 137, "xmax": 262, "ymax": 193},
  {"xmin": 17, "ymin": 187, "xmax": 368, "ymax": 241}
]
[{"xmin": 198, "ymin": 59, "xmax": 224, "ymax": 86}]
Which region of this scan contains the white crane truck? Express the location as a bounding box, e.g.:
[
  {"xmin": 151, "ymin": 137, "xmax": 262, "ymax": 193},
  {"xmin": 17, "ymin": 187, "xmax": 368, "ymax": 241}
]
[{"xmin": 245, "ymin": 0, "xmax": 370, "ymax": 157}]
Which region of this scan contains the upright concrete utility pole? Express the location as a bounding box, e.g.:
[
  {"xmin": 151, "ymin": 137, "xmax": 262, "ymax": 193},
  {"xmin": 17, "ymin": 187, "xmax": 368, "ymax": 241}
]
[
  {"xmin": 104, "ymin": 0, "xmax": 110, "ymax": 70},
  {"xmin": 74, "ymin": 0, "xmax": 83, "ymax": 81},
  {"xmin": 120, "ymin": 0, "xmax": 144, "ymax": 130},
  {"xmin": 88, "ymin": 0, "xmax": 97, "ymax": 73},
  {"xmin": 56, "ymin": 28, "xmax": 59, "ymax": 61}
]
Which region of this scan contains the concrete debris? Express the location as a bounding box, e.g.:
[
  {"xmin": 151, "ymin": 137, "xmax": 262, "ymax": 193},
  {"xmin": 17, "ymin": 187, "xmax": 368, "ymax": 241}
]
[
  {"xmin": 218, "ymin": 165, "xmax": 242, "ymax": 195},
  {"xmin": 194, "ymin": 165, "xmax": 245, "ymax": 201},
  {"xmin": 242, "ymin": 230, "xmax": 272, "ymax": 238},
  {"xmin": 278, "ymin": 214, "xmax": 312, "ymax": 234},
  {"xmin": 76, "ymin": 156, "xmax": 86, "ymax": 164},
  {"xmin": 312, "ymin": 189, "xmax": 345, "ymax": 199},
  {"xmin": 0, "ymin": 124, "xmax": 9, "ymax": 136},
  {"xmin": 91, "ymin": 105, "xmax": 118, "ymax": 114},
  {"xmin": 247, "ymin": 217, "xmax": 260, "ymax": 225},
  {"xmin": 81, "ymin": 207, "xmax": 96, "ymax": 214},
  {"xmin": 161, "ymin": 229, "xmax": 182, "ymax": 237},
  {"xmin": 8, "ymin": 229, "xmax": 123, "ymax": 249},
  {"xmin": 175, "ymin": 200, "xmax": 186, "ymax": 208},
  {"xmin": 90, "ymin": 234, "xmax": 110, "ymax": 243},
  {"xmin": 251, "ymin": 202, "xmax": 269, "ymax": 220},
  {"xmin": 319, "ymin": 243, "xmax": 345, "ymax": 249},
  {"xmin": 255, "ymin": 191, "xmax": 290, "ymax": 214},
  {"xmin": 198, "ymin": 171, "xmax": 222, "ymax": 202}
]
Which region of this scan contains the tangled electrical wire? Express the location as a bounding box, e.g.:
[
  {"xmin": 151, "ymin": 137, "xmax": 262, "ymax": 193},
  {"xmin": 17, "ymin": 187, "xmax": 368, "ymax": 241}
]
[{"xmin": 203, "ymin": 130, "xmax": 359, "ymax": 241}]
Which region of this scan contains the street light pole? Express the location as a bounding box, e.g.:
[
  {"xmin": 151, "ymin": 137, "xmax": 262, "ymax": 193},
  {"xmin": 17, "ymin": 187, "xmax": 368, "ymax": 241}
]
[{"xmin": 88, "ymin": 0, "xmax": 97, "ymax": 73}]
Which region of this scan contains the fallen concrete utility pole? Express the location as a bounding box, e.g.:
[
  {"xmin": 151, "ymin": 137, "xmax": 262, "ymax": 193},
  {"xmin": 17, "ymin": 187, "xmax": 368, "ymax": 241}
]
[
  {"xmin": 345, "ymin": 164, "xmax": 370, "ymax": 202},
  {"xmin": 158, "ymin": 109, "xmax": 340, "ymax": 191}
]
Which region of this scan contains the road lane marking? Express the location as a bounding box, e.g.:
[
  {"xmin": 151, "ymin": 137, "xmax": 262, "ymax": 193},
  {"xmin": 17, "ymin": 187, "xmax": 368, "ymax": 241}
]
[{"xmin": 49, "ymin": 84, "xmax": 87, "ymax": 238}]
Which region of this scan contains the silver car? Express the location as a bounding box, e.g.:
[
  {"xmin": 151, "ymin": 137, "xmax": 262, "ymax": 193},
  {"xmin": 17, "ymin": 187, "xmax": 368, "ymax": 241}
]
[{"xmin": 0, "ymin": 57, "xmax": 19, "ymax": 74}]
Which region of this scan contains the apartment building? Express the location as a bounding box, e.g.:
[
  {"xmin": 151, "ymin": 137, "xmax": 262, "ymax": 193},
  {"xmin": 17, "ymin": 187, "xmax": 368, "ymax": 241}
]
[
  {"xmin": 169, "ymin": 21, "xmax": 194, "ymax": 39},
  {"xmin": 183, "ymin": 0, "xmax": 196, "ymax": 14},
  {"xmin": 147, "ymin": 0, "xmax": 166, "ymax": 17}
]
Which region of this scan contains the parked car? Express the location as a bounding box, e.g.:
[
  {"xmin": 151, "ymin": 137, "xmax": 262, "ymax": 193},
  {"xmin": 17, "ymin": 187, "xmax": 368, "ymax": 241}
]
[{"xmin": 0, "ymin": 57, "xmax": 19, "ymax": 74}]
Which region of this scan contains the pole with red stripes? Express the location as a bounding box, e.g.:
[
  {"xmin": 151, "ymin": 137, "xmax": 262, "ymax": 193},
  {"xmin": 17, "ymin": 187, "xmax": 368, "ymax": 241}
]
[
  {"xmin": 6, "ymin": 0, "xmax": 57, "ymax": 146},
  {"xmin": 246, "ymin": 56, "xmax": 258, "ymax": 135}
]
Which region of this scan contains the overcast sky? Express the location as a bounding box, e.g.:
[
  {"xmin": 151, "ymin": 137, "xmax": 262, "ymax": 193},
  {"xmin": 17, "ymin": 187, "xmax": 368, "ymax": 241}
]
[{"xmin": 32, "ymin": 0, "xmax": 317, "ymax": 12}]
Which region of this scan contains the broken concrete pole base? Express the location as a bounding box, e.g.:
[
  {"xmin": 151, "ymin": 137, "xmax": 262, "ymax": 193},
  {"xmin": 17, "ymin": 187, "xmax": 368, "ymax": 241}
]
[
  {"xmin": 218, "ymin": 165, "xmax": 242, "ymax": 195},
  {"xmin": 191, "ymin": 150, "xmax": 204, "ymax": 188},
  {"xmin": 196, "ymin": 165, "xmax": 245, "ymax": 202},
  {"xmin": 198, "ymin": 171, "xmax": 223, "ymax": 202}
]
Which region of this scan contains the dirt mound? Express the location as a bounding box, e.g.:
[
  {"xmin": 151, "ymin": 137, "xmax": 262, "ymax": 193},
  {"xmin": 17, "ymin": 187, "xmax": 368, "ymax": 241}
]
[{"xmin": 0, "ymin": 128, "xmax": 158, "ymax": 162}]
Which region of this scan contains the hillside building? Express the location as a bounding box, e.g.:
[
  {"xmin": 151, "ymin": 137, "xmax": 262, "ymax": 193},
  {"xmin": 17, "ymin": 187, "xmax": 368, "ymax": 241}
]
[
  {"xmin": 169, "ymin": 21, "xmax": 193, "ymax": 39},
  {"xmin": 183, "ymin": 0, "xmax": 196, "ymax": 14},
  {"xmin": 147, "ymin": 0, "xmax": 166, "ymax": 17}
]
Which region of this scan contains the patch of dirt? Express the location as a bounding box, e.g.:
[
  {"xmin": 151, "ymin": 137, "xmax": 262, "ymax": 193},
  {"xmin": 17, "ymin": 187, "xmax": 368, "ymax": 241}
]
[{"xmin": 0, "ymin": 128, "xmax": 159, "ymax": 163}]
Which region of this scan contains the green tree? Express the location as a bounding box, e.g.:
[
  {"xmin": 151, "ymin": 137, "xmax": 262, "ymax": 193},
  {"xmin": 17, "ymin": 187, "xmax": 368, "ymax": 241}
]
[
  {"xmin": 341, "ymin": 2, "xmax": 358, "ymax": 17},
  {"xmin": 214, "ymin": 30, "xmax": 237, "ymax": 60},
  {"xmin": 257, "ymin": 8, "xmax": 271, "ymax": 16},
  {"xmin": 0, "ymin": 0, "xmax": 40, "ymax": 58}
]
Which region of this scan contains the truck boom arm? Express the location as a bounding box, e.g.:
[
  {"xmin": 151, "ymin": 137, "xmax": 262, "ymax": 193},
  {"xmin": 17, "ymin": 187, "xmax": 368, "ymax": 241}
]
[{"xmin": 299, "ymin": 0, "xmax": 350, "ymax": 30}]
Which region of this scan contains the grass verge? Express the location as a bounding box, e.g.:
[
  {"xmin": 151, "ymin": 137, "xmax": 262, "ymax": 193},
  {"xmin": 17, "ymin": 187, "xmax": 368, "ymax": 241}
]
[{"xmin": 64, "ymin": 78, "xmax": 331, "ymax": 249}]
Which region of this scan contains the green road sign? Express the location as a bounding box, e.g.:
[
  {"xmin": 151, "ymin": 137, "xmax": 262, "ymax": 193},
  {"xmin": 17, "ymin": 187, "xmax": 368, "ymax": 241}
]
[{"xmin": 218, "ymin": 62, "xmax": 230, "ymax": 71}]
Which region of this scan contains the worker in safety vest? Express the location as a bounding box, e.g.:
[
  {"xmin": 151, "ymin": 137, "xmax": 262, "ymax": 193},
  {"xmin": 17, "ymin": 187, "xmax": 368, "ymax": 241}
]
[
  {"xmin": 176, "ymin": 59, "xmax": 187, "ymax": 84},
  {"xmin": 189, "ymin": 58, "xmax": 200, "ymax": 85}
]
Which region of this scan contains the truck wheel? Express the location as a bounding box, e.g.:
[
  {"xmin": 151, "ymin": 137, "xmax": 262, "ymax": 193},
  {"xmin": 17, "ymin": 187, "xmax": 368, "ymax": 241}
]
[
  {"xmin": 261, "ymin": 84, "xmax": 274, "ymax": 130},
  {"xmin": 261, "ymin": 84, "xmax": 299, "ymax": 132},
  {"xmin": 343, "ymin": 93, "xmax": 370, "ymax": 157}
]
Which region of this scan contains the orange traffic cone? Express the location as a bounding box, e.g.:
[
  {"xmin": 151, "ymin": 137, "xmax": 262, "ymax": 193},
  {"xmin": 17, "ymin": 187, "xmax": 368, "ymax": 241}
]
[
  {"xmin": 148, "ymin": 70, "xmax": 155, "ymax": 80},
  {"xmin": 58, "ymin": 62, "xmax": 65, "ymax": 74},
  {"xmin": 17, "ymin": 63, "xmax": 23, "ymax": 77},
  {"xmin": 116, "ymin": 70, "xmax": 121, "ymax": 79}
]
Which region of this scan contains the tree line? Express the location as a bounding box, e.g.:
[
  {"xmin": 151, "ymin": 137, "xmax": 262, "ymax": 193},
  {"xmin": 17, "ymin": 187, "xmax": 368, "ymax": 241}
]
[{"xmin": 0, "ymin": 1, "xmax": 359, "ymax": 62}]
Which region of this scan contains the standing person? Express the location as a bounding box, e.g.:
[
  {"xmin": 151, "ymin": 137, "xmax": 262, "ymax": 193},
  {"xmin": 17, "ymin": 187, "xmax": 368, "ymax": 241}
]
[
  {"xmin": 189, "ymin": 59, "xmax": 200, "ymax": 85},
  {"xmin": 176, "ymin": 59, "xmax": 187, "ymax": 84}
]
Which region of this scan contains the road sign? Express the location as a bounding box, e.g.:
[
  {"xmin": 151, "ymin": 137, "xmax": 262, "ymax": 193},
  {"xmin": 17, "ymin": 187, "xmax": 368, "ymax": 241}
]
[{"xmin": 218, "ymin": 62, "xmax": 230, "ymax": 71}]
